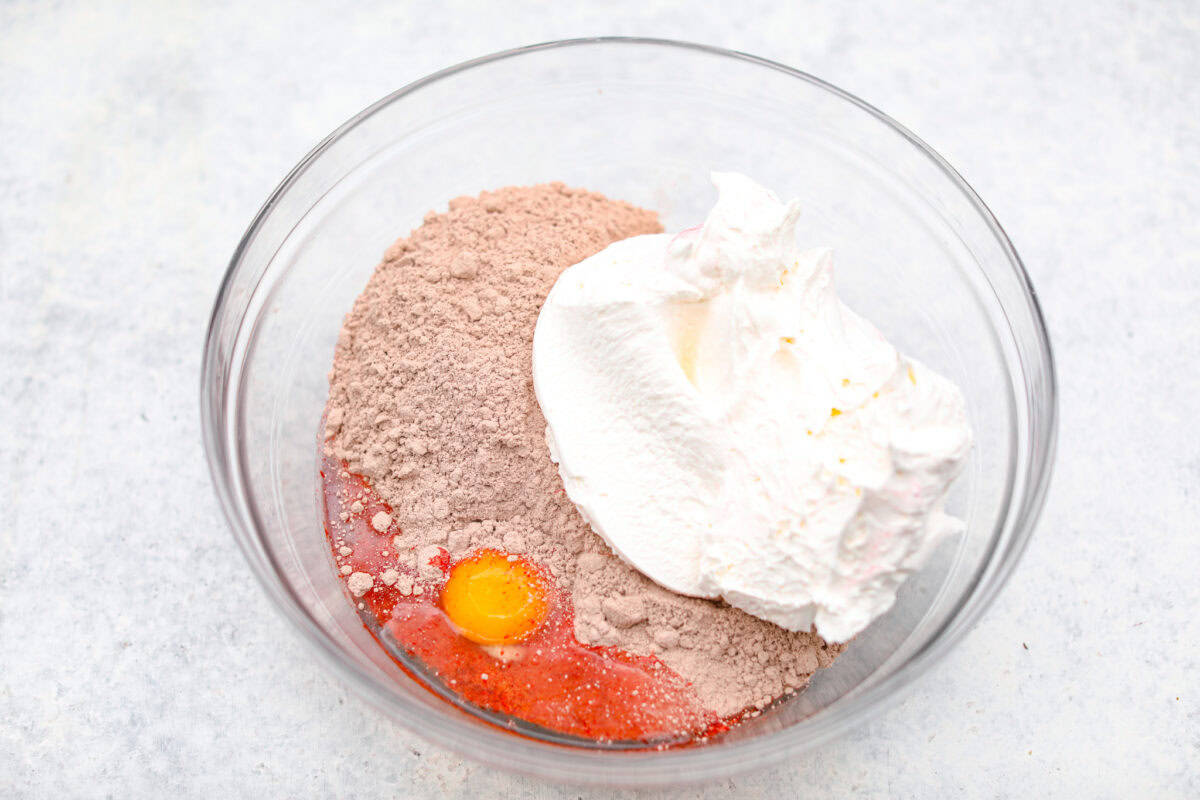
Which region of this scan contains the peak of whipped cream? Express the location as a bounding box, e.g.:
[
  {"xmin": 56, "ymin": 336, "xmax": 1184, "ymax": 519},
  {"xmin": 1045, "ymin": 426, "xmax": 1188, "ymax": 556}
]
[{"xmin": 532, "ymin": 173, "xmax": 972, "ymax": 643}]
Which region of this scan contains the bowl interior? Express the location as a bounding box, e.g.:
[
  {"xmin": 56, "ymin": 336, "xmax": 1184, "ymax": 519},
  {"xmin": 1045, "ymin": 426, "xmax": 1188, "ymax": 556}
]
[{"xmin": 206, "ymin": 39, "xmax": 1049, "ymax": 785}]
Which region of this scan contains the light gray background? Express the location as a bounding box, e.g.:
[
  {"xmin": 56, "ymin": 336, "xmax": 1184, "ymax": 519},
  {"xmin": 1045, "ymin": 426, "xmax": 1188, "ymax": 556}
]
[{"xmin": 2, "ymin": 1, "xmax": 1197, "ymax": 797}]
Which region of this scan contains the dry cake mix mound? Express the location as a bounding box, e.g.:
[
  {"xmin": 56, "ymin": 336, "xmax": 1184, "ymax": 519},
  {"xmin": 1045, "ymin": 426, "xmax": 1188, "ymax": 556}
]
[{"xmin": 323, "ymin": 183, "xmax": 842, "ymax": 722}]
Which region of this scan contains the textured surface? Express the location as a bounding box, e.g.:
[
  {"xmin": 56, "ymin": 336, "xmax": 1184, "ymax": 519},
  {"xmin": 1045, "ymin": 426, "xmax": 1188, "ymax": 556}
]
[{"xmin": 2, "ymin": 1, "xmax": 1198, "ymax": 796}]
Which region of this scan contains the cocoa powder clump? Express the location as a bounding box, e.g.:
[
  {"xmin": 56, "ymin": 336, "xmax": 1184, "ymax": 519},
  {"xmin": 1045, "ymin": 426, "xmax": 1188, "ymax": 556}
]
[{"xmin": 325, "ymin": 183, "xmax": 840, "ymax": 717}]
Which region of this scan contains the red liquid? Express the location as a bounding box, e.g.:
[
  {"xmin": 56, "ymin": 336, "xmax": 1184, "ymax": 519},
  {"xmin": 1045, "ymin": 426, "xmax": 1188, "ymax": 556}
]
[{"xmin": 321, "ymin": 456, "xmax": 732, "ymax": 745}]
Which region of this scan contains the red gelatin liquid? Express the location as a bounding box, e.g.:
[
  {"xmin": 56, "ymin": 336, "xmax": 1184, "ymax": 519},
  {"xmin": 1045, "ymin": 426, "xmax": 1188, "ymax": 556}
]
[{"xmin": 320, "ymin": 456, "xmax": 733, "ymax": 745}]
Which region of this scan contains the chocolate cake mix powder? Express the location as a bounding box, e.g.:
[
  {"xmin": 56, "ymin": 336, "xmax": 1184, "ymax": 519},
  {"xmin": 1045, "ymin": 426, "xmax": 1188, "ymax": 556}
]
[{"xmin": 324, "ymin": 183, "xmax": 842, "ymax": 717}]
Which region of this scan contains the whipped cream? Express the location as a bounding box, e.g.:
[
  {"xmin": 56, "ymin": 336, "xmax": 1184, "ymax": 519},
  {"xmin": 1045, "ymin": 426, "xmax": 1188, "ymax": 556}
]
[{"xmin": 532, "ymin": 173, "xmax": 972, "ymax": 642}]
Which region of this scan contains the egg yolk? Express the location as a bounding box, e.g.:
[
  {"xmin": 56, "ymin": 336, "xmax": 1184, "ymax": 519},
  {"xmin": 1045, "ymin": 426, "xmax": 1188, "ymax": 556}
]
[{"xmin": 441, "ymin": 550, "xmax": 548, "ymax": 645}]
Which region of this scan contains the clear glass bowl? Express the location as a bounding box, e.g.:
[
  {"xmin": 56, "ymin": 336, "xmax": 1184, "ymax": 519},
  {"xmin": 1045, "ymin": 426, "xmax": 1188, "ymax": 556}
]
[{"xmin": 201, "ymin": 38, "xmax": 1056, "ymax": 787}]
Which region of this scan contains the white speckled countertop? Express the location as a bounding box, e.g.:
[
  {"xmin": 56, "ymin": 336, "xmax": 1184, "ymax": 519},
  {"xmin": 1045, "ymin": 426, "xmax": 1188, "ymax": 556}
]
[{"xmin": 2, "ymin": 1, "xmax": 1198, "ymax": 796}]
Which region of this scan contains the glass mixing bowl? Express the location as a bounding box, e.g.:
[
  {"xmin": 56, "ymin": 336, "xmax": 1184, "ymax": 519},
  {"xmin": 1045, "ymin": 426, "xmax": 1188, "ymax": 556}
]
[{"xmin": 201, "ymin": 38, "xmax": 1056, "ymax": 786}]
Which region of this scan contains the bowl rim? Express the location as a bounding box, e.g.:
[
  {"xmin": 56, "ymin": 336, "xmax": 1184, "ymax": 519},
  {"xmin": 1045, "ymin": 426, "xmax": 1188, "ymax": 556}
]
[{"xmin": 201, "ymin": 35, "xmax": 1058, "ymax": 786}]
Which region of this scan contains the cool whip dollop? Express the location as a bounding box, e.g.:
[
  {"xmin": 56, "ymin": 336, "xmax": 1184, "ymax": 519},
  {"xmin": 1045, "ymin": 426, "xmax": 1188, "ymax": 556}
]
[{"xmin": 532, "ymin": 173, "xmax": 972, "ymax": 642}]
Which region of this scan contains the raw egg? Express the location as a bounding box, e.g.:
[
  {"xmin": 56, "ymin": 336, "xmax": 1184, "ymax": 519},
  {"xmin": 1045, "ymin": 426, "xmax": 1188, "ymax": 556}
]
[{"xmin": 441, "ymin": 550, "xmax": 548, "ymax": 645}]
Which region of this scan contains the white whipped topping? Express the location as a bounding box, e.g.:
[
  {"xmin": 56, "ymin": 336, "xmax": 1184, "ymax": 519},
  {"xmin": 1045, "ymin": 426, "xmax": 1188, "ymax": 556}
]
[{"xmin": 532, "ymin": 173, "xmax": 972, "ymax": 642}]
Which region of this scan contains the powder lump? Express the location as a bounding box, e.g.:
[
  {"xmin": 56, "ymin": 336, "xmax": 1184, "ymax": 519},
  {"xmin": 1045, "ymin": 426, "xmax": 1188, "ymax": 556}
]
[{"xmin": 325, "ymin": 183, "xmax": 842, "ymax": 717}]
